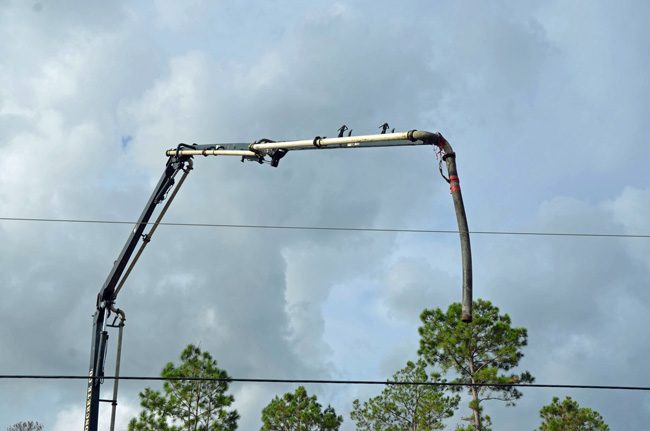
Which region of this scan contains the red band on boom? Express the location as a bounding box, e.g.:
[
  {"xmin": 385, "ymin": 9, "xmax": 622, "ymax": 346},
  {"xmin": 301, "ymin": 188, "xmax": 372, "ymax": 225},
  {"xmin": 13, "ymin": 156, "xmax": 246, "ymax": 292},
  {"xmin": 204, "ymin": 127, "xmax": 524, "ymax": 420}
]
[{"xmin": 449, "ymin": 175, "xmax": 460, "ymax": 193}]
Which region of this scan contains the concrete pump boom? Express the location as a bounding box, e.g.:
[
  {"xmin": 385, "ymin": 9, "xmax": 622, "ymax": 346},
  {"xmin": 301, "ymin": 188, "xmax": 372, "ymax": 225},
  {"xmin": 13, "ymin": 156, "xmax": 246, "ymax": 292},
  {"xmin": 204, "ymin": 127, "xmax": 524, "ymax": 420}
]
[{"xmin": 84, "ymin": 128, "xmax": 472, "ymax": 431}]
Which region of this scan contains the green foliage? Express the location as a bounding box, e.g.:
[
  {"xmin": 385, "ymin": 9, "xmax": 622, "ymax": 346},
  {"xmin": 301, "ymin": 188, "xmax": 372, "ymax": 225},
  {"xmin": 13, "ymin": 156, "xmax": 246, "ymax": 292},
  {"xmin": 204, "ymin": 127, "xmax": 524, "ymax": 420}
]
[
  {"xmin": 538, "ymin": 397, "xmax": 610, "ymax": 431},
  {"xmin": 418, "ymin": 299, "xmax": 533, "ymax": 430},
  {"xmin": 260, "ymin": 386, "xmax": 342, "ymax": 431},
  {"xmin": 128, "ymin": 344, "xmax": 239, "ymax": 431},
  {"xmin": 350, "ymin": 359, "xmax": 459, "ymax": 431},
  {"xmin": 7, "ymin": 422, "xmax": 43, "ymax": 431}
]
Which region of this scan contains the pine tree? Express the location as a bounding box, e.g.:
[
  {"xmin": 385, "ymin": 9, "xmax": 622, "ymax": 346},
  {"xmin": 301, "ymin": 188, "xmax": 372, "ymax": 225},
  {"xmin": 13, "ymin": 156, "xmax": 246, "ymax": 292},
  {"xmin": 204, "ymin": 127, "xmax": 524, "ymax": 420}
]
[
  {"xmin": 128, "ymin": 344, "xmax": 239, "ymax": 431},
  {"xmin": 418, "ymin": 299, "xmax": 533, "ymax": 430}
]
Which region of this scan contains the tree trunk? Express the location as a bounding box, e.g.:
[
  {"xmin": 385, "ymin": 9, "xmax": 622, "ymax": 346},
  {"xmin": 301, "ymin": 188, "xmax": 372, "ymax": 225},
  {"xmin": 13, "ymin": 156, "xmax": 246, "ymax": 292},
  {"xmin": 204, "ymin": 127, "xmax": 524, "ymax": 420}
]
[
  {"xmin": 469, "ymin": 384, "xmax": 482, "ymax": 431},
  {"xmin": 467, "ymin": 357, "xmax": 482, "ymax": 431}
]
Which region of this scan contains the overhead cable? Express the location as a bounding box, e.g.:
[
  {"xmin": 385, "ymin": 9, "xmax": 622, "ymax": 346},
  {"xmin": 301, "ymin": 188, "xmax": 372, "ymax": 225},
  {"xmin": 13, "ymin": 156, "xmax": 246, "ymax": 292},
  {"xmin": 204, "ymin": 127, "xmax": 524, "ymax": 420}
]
[
  {"xmin": 0, "ymin": 374, "xmax": 649, "ymax": 391},
  {"xmin": 0, "ymin": 217, "xmax": 647, "ymax": 239}
]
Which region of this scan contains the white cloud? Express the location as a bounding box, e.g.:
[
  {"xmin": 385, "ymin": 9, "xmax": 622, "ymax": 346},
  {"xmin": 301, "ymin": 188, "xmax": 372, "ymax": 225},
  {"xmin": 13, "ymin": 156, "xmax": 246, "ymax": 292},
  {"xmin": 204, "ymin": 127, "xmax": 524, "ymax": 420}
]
[{"xmin": 52, "ymin": 399, "xmax": 138, "ymax": 431}]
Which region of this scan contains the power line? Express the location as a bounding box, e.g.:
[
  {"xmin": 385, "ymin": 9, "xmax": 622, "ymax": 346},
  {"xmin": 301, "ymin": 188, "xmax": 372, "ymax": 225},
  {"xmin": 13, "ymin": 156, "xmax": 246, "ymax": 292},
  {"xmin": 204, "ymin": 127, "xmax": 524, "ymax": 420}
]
[
  {"xmin": 0, "ymin": 374, "xmax": 648, "ymax": 391},
  {"xmin": 0, "ymin": 217, "xmax": 647, "ymax": 239}
]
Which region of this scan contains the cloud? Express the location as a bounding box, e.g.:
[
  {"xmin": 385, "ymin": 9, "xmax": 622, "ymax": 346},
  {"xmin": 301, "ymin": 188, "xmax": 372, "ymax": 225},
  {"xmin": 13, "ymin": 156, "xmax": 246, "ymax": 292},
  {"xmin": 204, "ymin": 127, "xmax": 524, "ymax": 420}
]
[
  {"xmin": 474, "ymin": 188, "xmax": 650, "ymax": 430},
  {"xmin": 52, "ymin": 399, "xmax": 138, "ymax": 431},
  {"xmin": 1, "ymin": 1, "xmax": 650, "ymax": 430},
  {"xmin": 153, "ymin": 0, "xmax": 208, "ymax": 30},
  {"xmin": 381, "ymin": 256, "xmax": 457, "ymax": 321}
]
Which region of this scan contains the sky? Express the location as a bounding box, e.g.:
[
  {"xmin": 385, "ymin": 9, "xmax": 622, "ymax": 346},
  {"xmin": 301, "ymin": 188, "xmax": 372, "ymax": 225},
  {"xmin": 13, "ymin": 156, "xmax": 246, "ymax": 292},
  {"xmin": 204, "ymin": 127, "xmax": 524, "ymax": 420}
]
[{"xmin": 1, "ymin": 0, "xmax": 649, "ymax": 429}]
